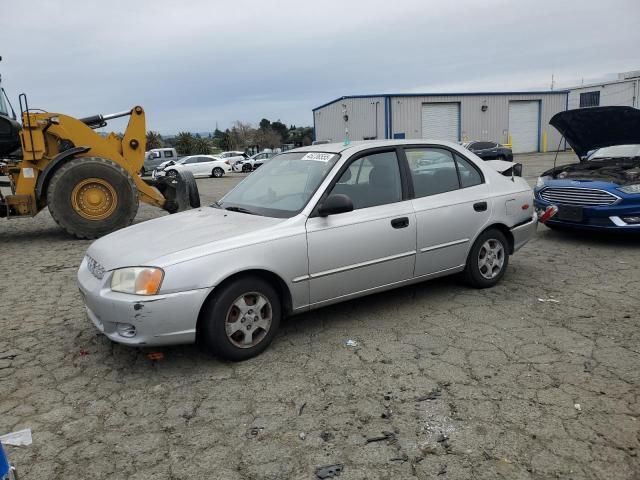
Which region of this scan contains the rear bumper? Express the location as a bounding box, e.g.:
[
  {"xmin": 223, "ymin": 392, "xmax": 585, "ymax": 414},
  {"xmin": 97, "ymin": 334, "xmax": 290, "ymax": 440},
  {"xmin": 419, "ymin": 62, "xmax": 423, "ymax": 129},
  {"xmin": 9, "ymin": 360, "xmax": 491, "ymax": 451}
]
[
  {"xmin": 77, "ymin": 258, "xmax": 211, "ymax": 346},
  {"xmin": 511, "ymin": 213, "xmax": 537, "ymax": 252}
]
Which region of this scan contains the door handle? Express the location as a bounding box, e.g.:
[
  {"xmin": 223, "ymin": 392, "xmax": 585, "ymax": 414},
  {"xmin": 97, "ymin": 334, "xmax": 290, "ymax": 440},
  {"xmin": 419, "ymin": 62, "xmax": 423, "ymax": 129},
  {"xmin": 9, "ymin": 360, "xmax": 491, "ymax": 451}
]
[
  {"xmin": 473, "ymin": 202, "xmax": 488, "ymax": 212},
  {"xmin": 391, "ymin": 217, "xmax": 409, "ymax": 229}
]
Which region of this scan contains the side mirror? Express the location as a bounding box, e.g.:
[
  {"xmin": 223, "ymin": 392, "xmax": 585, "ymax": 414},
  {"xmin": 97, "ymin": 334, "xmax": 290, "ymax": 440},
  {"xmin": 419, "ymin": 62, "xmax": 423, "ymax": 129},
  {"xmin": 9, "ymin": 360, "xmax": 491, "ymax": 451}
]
[{"xmin": 318, "ymin": 194, "xmax": 354, "ymax": 217}]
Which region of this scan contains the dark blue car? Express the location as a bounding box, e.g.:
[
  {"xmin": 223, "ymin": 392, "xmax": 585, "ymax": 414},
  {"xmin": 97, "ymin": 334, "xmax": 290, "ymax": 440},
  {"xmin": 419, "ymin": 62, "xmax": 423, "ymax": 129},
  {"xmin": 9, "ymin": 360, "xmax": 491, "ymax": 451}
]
[{"xmin": 534, "ymin": 106, "xmax": 640, "ymax": 231}]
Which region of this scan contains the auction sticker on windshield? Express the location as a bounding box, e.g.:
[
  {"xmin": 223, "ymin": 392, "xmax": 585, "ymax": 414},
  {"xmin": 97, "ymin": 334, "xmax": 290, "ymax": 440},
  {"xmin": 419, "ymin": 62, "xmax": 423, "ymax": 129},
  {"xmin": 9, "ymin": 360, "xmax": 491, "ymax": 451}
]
[{"xmin": 301, "ymin": 152, "xmax": 334, "ymax": 162}]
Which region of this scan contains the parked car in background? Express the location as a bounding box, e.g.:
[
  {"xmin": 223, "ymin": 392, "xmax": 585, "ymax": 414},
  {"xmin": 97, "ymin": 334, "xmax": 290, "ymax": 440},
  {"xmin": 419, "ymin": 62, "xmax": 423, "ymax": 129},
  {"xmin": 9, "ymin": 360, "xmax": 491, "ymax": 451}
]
[
  {"xmin": 463, "ymin": 141, "xmax": 513, "ymax": 161},
  {"xmin": 142, "ymin": 148, "xmax": 177, "ymax": 175},
  {"xmin": 219, "ymin": 151, "xmax": 248, "ymax": 168},
  {"xmin": 153, "ymin": 155, "xmax": 231, "ymax": 178},
  {"xmin": 534, "ymin": 106, "xmax": 640, "ymax": 231},
  {"xmin": 79, "ymin": 139, "xmax": 536, "ymax": 361},
  {"xmin": 233, "ymin": 151, "xmax": 275, "ymax": 172}
]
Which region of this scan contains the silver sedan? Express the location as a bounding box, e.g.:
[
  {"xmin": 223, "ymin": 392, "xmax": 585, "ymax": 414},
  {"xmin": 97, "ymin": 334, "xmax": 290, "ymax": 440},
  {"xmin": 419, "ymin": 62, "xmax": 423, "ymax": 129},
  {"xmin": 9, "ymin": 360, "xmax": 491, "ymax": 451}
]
[{"xmin": 78, "ymin": 140, "xmax": 537, "ymax": 360}]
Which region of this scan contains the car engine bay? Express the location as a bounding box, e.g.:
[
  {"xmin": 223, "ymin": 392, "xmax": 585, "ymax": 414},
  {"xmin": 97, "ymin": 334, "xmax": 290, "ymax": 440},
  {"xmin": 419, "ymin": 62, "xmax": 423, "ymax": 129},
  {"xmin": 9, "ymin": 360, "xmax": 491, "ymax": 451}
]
[{"xmin": 546, "ymin": 157, "xmax": 640, "ymax": 185}]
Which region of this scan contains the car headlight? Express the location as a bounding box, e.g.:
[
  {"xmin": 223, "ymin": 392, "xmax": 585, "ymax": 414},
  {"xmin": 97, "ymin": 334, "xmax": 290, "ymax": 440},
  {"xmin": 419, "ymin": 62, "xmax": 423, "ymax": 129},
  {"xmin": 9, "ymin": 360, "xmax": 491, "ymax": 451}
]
[
  {"xmin": 619, "ymin": 184, "xmax": 640, "ymax": 194},
  {"xmin": 111, "ymin": 267, "xmax": 164, "ymax": 295},
  {"xmin": 536, "ymin": 175, "xmax": 551, "ymax": 188}
]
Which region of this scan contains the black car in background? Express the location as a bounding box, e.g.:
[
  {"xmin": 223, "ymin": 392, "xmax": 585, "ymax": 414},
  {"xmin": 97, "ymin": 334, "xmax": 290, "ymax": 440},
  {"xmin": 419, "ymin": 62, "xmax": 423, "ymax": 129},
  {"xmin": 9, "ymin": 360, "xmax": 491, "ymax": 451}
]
[{"xmin": 463, "ymin": 141, "xmax": 513, "ymax": 161}]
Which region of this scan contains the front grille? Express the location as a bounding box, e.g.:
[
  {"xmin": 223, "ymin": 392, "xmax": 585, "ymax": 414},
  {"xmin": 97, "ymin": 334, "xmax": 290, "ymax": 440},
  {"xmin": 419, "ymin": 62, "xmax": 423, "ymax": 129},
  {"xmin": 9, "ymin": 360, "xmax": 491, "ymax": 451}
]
[
  {"xmin": 539, "ymin": 187, "xmax": 619, "ymax": 206},
  {"xmin": 86, "ymin": 256, "xmax": 105, "ymax": 279}
]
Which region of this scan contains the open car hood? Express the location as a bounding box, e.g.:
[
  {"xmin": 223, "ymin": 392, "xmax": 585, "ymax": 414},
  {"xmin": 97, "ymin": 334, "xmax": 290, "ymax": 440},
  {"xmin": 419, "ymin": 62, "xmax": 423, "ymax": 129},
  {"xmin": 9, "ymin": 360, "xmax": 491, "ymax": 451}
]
[{"xmin": 549, "ymin": 106, "xmax": 640, "ymax": 158}]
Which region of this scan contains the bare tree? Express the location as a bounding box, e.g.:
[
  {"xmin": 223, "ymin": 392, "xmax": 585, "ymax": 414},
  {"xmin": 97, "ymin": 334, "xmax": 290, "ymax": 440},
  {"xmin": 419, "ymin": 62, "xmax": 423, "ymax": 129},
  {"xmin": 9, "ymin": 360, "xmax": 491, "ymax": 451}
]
[
  {"xmin": 229, "ymin": 121, "xmax": 254, "ymax": 150},
  {"xmin": 254, "ymin": 127, "xmax": 282, "ymax": 149}
]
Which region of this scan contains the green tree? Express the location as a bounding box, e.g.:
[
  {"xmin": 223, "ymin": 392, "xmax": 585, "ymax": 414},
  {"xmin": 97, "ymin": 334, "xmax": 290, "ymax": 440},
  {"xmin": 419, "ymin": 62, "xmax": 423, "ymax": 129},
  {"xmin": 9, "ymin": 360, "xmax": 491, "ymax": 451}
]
[
  {"xmin": 259, "ymin": 118, "xmax": 271, "ymax": 131},
  {"xmin": 271, "ymin": 120, "xmax": 288, "ymax": 141},
  {"xmin": 193, "ymin": 137, "xmax": 212, "ymax": 155},
  {"xmin": 176, "ymin": 131, "xmax": 195, "ymax": 155},
  {"xmin": 146, "ymin": 131, "xmax": 163, "ymax": 150}
]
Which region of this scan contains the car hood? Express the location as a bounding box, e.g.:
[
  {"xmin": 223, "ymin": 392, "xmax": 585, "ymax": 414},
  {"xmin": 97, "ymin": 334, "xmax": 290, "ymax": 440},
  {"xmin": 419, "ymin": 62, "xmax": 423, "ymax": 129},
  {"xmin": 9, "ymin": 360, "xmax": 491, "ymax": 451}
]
[
  {"xmin": 86, "ymin": 207, "xmax": 284, "ymax": 271},
  {"xmin": 549, "ymin": 106, "xmax": 640, "ymax": 158}
]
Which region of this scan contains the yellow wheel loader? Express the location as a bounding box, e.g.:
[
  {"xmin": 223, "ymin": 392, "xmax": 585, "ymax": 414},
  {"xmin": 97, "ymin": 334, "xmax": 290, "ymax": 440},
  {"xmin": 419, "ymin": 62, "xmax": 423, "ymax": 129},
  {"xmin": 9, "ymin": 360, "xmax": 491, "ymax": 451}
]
[{"xmin": 0, "ymin": 59, "xmax": 199, "ymax": 239}]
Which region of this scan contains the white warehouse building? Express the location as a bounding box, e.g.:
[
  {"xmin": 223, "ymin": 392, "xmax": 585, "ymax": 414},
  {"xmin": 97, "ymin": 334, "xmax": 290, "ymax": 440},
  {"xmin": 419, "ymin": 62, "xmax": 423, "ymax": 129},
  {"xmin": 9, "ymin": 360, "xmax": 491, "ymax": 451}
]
[
  {"xmin": 313, "ymin": 91, "xmax": 569, "ymax": 153},
  {"xmin": 568, "ymin": 71, "xmax": 640, "ymax": 110}
]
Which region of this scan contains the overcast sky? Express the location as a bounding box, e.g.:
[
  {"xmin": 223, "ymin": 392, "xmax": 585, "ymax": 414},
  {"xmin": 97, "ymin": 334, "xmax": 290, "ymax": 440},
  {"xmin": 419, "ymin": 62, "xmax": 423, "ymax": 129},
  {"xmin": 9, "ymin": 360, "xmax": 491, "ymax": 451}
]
[{"xmin": 2, "ymin": 0, "xmax": 639, "ymax": 134}]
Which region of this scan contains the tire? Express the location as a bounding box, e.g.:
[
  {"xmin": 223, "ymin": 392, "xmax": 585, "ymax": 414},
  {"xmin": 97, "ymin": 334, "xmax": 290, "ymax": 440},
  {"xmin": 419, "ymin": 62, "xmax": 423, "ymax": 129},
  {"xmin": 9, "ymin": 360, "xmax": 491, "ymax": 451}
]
[
  {"xmin": 212, "ymin": 167, "xmax": 224, "ymax": 178},
  {"xmin": 463, "ymin": 228, "xmax": 509, "ymax": 288},
  {"xmin": 47, "ymin": 157, "xmax": 138, "ymax": 239},
  {"xmin": 200, "ymin": 276, "xmax": 281, "ymax": 361},
  {"xmin": 166, "ymin": 169, "xmax": 178, "ymax": 177},
  {"xmin": 179, "ymin": 170, "xmax": 201, "ymax": 208},
  {"xmin": 242, "ymin": 164, "xmax": 252, "ymax": 173}
]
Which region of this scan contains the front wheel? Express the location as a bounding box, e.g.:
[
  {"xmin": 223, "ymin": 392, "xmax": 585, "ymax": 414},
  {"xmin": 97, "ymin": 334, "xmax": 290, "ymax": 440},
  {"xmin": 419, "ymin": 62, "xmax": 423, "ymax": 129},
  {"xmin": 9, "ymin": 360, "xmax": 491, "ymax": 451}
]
[
  {"xmin": 200, "ymin": 276, "xmax": 281, "ymax": 361},
  {"xmin": 212, "ymin": 167, "xmax": 224, "ymax": 178},
  {"xmin": 463, "ymin": 229, "xmax": 509, "ymax": 288},
  {"xmin": 47, "ymin": 157, "xmax": 138, "ymax": 239},
  {"xmin": 242, "ymin": 163, "xmax": 252, "ymax": 173}
]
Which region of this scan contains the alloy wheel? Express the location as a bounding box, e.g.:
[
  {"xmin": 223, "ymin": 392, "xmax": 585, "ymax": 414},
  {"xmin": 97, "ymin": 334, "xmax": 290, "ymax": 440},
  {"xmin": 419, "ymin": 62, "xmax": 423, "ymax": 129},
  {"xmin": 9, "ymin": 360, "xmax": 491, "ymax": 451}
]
[
  {"xmin": 225, "ymin": 292, "xmax": 272, "ymax": 348},
  {"xmin": 477, "ymin": 239, "xmax": 505, "ymax": 279}
]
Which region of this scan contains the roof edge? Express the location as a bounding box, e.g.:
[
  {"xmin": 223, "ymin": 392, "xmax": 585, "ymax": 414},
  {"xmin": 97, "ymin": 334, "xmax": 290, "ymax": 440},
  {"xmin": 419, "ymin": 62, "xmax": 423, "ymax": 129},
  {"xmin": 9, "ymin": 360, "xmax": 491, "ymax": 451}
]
[{"xmin": 312, "ymin": 90, "xmax": 570, "ymax": 111}]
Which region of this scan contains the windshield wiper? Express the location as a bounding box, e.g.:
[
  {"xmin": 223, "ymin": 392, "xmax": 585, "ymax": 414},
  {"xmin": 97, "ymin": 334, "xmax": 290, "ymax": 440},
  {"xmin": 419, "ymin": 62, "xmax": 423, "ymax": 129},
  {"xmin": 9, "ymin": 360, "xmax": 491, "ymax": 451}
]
[{"xmin": 224, "ymin": 206, "xmax": 258, "ymax": 215}]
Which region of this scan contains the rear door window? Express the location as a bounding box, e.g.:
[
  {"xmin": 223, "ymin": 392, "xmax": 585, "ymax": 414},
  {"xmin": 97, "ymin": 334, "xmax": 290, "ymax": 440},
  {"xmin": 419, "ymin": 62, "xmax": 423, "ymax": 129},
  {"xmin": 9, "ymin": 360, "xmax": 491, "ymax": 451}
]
[{"xmin": 405, "ymin": 148, "xmax": 460, "ymax": 197}]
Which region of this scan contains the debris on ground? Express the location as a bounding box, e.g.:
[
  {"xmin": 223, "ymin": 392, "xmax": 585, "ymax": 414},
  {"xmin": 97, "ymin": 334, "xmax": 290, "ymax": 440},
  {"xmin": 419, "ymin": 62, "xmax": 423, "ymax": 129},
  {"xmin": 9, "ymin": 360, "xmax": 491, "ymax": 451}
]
[
  {"xmin": 437, "ymin": 464, "xmax": 448, "ymax": 475},
  {"xmin": 298, "ymin": 402, "xmax": 307, "ymax": 416},
  {"xmin": 315, "ymin": 463, "xmax": 344, "ymax": 479},
  {"xmin": 78, "ymin": 348, "xmax": 90, "ymax": 357},
  {"xmin": 389, "ymin": 453, "xmax": 409, "ymax": 462},
  {"xmin": 345, "ymin": 339, "xmax": 358, "ymax": 347},
  {"xmin": 366, "ymin": 431, "xmax": 395, "ymax": 444},
  {"xmin": 320, "ymin": 431, "xmax": 334, "ymax": 442},
  {"xmin": 417, "ymin": 388, "xmax": 442, "ymax": 401},
  {"xmin": 574, "ymin": 403, "xmax": 582, "ymax": 411},
  {"xmin": 0, "ymin": 428, "xmax": 32, "ymax": 446},
  {"xmin": 246, "ymin": 427, "xmax": 264, "ymax": 438},
  {"xmin": 147, "ymin": 352, "xmax": 164, "ymax": 361},
  {"xmin": 298, "ymin": 432, "xmax": 306, "ymax": 440},
  {"xmin": 538, "ymin": 298, "xmax": 560, "ymax": 303}
]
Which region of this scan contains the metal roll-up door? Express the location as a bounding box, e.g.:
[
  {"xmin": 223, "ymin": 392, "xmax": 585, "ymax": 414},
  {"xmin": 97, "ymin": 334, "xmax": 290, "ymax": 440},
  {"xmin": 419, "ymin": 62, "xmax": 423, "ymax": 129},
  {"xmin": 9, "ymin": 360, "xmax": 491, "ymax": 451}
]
[
  {"xmin": 421, "ymin": 103, "xmax": 460, "ymax": 141},
  {"xmin": 508, "ymin": 101, "xmax": 539, "ymax": 153}
]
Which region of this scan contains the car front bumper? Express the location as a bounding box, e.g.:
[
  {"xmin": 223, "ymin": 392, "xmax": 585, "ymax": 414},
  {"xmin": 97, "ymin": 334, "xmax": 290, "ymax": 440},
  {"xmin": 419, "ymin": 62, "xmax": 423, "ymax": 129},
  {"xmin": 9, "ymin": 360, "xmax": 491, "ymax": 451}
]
[
  {"xmin": 534, "ymin": 197, "xmax": 640, "ymax": 231},
  {"xmin": 77, "ymin": 258, "xmax": 212, "ymax": 346}
]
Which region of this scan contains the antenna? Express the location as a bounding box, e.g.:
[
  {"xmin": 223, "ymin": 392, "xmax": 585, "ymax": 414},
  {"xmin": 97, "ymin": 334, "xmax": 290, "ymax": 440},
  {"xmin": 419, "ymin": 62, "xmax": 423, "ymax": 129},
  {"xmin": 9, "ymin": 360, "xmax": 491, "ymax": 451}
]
[{"xmin": 550, "ymin": 73, "xmax": 555, "ymax": 91}]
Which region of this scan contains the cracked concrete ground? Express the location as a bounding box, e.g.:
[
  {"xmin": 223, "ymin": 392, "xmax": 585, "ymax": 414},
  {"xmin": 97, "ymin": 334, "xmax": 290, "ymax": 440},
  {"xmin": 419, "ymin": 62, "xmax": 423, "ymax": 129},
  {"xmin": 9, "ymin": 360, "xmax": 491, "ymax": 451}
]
[{"xmin": 1, "ymin": 152, "xmax": 639, "ymax": 479}]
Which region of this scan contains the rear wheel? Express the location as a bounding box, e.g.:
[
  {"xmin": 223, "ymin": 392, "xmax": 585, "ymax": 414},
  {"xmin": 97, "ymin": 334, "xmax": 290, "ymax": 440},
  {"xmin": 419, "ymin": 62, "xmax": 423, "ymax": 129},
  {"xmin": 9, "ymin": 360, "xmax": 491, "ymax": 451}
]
[
  {"xmin": 463, "ymin": 229, "xmax": 509, "ymax": 288},
  {"xmin": 47, "ymin": 157, "xmax": 138, "ymax": 239},
  {"xmin": 200, "ymin": 276, "xmax": 281, "ymax": 361},
  {"xmin": 212, "ymin": 167, "xmax": 224, "ymax": 178}
]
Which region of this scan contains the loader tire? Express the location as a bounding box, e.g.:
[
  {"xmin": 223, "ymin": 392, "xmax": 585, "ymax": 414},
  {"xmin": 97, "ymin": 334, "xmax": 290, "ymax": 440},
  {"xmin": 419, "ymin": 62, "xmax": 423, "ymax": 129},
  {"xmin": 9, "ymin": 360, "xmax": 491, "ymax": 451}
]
[
  {"xmin": 47, "ymin": 157, "xmax": 138, "ymax": 239},
  {"xmin": 179, "ymin": 170, "xmax": 201, "ymax": 208}
]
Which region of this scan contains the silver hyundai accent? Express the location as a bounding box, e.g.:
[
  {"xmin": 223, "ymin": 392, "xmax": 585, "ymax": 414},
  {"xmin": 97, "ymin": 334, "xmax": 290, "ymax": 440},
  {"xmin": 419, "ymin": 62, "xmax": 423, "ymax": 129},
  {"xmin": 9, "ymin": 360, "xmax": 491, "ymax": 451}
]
[{"xmin": 78, "ymin": 140, "xmax": 537, "ymax": 360}]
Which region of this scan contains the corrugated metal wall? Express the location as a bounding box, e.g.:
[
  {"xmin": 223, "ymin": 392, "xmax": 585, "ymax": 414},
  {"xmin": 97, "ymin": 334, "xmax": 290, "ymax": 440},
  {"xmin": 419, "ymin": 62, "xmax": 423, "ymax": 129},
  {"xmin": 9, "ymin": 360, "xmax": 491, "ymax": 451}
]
[
  {"xmin": 568, "ymin": 80, "xmax": 638, "ymax": 109},
  {"xmin": 390, "ymin": 93, "xmax": 567, "ymax": 151},
  {"xmin": 314, "ymin": 92, "xmax": 568, "ymax": 153},
  {"xmin": 314, "ymin": 96, "xmax": 385, "ymax": 143}
]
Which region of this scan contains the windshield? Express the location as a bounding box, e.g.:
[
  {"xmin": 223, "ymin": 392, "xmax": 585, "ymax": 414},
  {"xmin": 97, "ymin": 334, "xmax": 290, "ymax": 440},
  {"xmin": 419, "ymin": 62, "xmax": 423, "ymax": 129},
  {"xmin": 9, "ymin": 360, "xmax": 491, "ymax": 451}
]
[
  {"xmin": 0, "ymin": 89, "xmax": 8, "ymax": 116},
  {"xmin": 588, "ymin": 144, "xmax": 640, "ymax": 160},
  {"xmin": 217, "ymin": 151, "xmax": 340, "ymax": 218}
]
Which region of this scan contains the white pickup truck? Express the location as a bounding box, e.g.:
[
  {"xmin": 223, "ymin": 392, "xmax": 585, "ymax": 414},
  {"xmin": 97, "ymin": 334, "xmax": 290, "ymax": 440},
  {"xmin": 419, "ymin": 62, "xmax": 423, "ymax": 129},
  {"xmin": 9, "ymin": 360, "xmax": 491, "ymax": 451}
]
[{"xmin": 142, "ymin": 148, "xmax": 178, "ymax": 175}]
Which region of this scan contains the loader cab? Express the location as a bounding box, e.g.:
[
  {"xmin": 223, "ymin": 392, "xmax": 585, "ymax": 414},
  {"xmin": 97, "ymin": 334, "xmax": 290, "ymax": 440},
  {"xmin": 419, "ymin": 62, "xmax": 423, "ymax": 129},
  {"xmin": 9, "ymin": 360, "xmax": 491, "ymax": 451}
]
[{"xmin": 0, "ymin": 78, "xmax": 21, "ymax": 156}]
